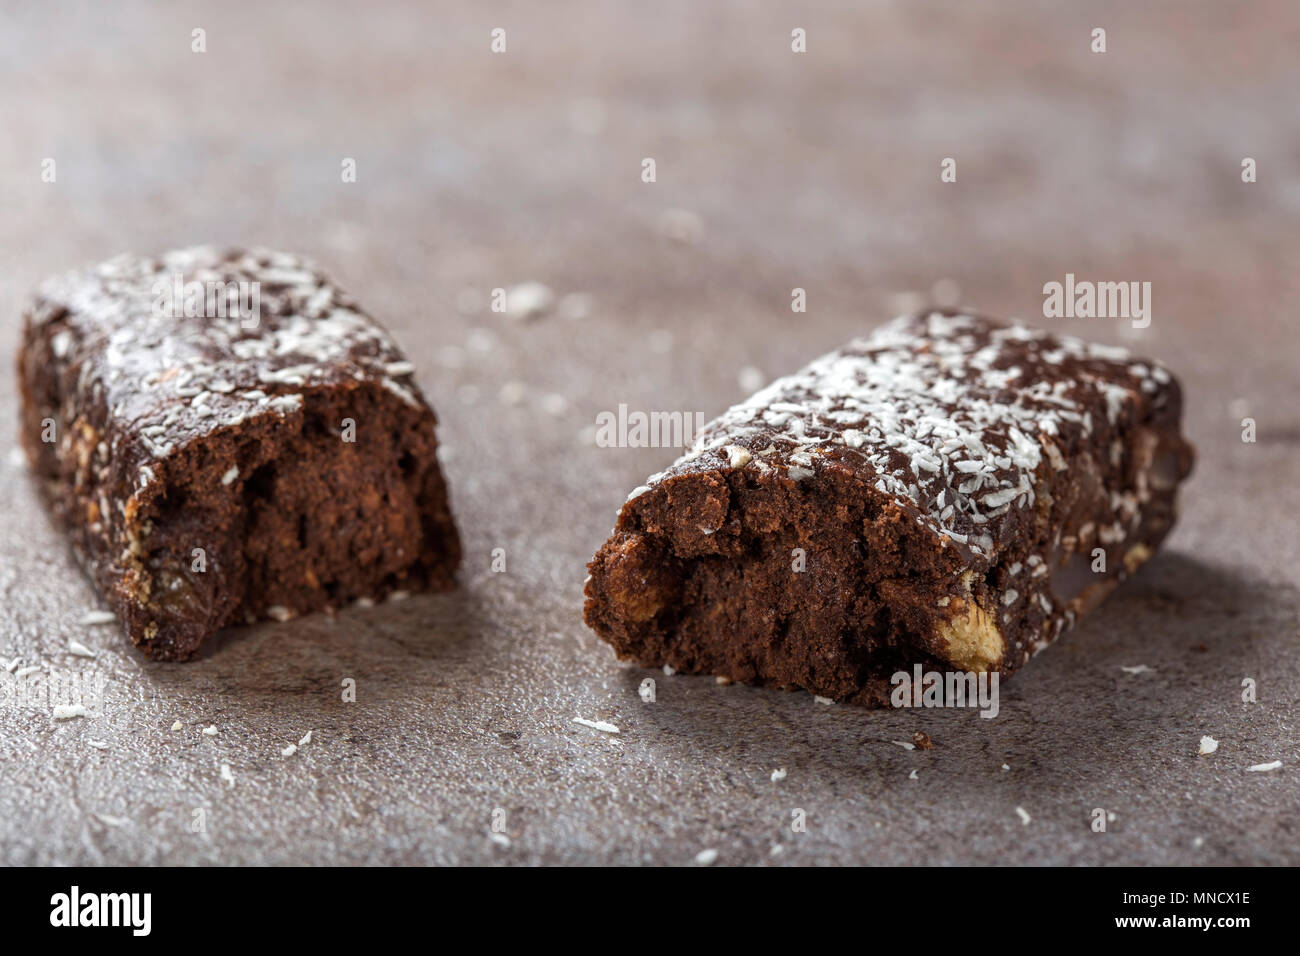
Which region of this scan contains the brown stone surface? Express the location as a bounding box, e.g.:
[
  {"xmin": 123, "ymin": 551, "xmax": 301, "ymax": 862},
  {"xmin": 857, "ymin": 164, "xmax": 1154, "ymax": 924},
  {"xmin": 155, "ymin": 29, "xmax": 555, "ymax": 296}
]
[{"xmin": 1, "ymin": 1, "xmax": 1297, "ymax": 865}]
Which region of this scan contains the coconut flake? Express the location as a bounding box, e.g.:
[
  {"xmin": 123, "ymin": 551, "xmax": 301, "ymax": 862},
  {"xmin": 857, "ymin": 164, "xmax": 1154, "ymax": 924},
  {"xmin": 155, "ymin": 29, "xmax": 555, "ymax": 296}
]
[{"xmin": 573, "ymin": 717, "xmax": 620, "ymax": 734}]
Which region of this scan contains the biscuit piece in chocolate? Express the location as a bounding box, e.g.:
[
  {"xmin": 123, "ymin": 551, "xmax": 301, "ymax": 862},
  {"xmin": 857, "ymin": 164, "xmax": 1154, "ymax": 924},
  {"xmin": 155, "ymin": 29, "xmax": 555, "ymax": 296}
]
[
  {"xmin": 584, "ymin": 312, "xmax": 1193, "ymax": 705},
  {"xmin": 18, "ymin": 247, "xmax": 461, "ymax": 660}
]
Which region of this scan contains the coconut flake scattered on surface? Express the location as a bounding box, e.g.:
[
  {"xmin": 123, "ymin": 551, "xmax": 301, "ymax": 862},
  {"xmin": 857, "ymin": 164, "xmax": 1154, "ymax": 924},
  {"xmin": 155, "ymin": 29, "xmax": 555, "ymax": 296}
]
[
  {"xmin": 694, "ymin": 848, "xmax": 719, "ymax": 866},
  {"xmin": 1015, "ymin": 806, "xmax": 1032, "ymax": 825},
  {"xmin": 573, "ymin": 717, "xmax": 620, "ymax": 734},
  {"xmin": 1198, "ymin": 735, "xmax": 1219, "ymax": 756},
  {"xmin": 1246, "ymin": 760, "xmax": 1282, "ymax": 773},
  {"xmin": 53, "ymin": 704, "xmax": 88, "ymax": 720},
  {"xmin": 79, "ymin": 610, "xmax": 117, "ymax": 626},
  {"xmin": 504, "ymin": 282, "xmax": 554, "ymax": 321}
]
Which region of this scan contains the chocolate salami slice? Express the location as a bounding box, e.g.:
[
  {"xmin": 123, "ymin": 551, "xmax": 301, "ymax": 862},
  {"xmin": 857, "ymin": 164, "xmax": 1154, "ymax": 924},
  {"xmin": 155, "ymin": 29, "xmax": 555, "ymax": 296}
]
[
  {"xmin": 18, "ymin": 247, "xmax": 461, "ymax": 660},
  {"xmin": 584, "ymin": 312, "xmax": 1193, "ymax": 705}
]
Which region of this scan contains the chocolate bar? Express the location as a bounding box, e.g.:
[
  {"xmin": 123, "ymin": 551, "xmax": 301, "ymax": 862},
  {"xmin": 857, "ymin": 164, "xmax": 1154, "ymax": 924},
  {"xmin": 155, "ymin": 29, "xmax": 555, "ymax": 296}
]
[
  {"xmin": 584, "ymin": 312, "xmax": 1194, "ymax": 705},
  {"xmin": 17, "ymin": 247, "xmax": 461, "ymax": 659}
]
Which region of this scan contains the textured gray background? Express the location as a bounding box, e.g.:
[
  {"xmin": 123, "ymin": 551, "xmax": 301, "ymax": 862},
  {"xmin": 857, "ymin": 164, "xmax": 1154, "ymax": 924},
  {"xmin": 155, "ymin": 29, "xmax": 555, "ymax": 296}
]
[{"xmin": 1, "ymin": 1, "xmax": 1297, "ymax": 865}]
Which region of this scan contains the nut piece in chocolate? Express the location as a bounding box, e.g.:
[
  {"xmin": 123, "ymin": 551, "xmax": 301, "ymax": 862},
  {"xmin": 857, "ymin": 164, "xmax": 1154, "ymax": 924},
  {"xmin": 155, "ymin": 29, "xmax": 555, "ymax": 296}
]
[
  {"xmin": 584, "ymin": 312, "xmax": 1194, "ymax": 706},
  {"xmin": 17, "ymin": 247, "xmax": 461, "ymax": 660}
]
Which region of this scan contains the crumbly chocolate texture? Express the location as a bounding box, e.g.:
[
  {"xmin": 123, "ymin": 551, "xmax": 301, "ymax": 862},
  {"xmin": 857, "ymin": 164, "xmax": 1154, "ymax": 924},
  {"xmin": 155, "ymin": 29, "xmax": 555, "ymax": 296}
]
[
  {"xmin": 17, "ymin": 247, "xmax": 461, "ymax": 660},
  {"xmin": 585, "ymin": 312, "xmax": 1194, "ymax": 705}
]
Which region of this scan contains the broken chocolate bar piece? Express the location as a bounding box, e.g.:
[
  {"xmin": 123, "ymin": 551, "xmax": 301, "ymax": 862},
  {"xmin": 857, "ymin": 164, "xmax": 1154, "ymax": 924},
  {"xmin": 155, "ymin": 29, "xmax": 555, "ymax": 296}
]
[
  {"xmin": 584, "ymin": 312, "xmax": 1194, "ymax": 705},
  {"xmin": 17, "ymin": 247, "xmax": 460, "ymax": 660}
]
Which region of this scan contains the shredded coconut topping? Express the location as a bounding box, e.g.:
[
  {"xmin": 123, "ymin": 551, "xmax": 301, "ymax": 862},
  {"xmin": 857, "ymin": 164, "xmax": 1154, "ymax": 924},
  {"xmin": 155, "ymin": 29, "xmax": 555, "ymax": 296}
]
[
  {"xmin": 28, "ymin": 247, "xmax": 428, "ymax": 485},
  {"xmin": 632, "ymin": 312, "xmax": 1169, "ymax": 566}
]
